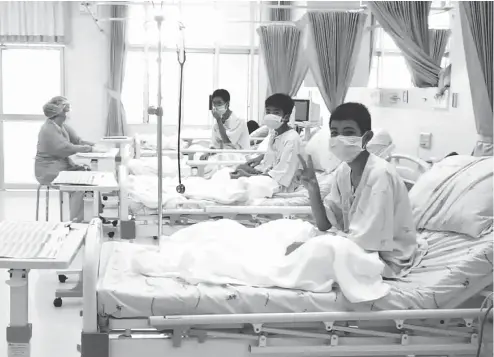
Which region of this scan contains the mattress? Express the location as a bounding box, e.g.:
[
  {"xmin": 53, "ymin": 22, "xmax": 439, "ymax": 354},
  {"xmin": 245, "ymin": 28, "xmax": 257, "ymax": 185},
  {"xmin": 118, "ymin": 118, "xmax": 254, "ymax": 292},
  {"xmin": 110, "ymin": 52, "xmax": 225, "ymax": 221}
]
[{"xmin": 96, "ymin": 230, "xmax": 493, "ymax": 319}]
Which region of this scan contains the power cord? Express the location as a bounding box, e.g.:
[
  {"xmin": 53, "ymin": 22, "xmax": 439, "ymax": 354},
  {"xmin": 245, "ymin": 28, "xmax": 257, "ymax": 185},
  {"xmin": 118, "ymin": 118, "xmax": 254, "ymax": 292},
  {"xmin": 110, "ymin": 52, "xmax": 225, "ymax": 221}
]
[{"xmin": 476, "ymin": 293, "xmax": 493, "ymax": 357}]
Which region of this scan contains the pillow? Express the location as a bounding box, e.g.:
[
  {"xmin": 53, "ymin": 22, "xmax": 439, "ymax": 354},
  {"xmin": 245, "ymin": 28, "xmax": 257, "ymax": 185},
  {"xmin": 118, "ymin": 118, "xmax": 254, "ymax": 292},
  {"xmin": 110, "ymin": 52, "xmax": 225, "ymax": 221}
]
[
  {"xmin": 409, "ymin": 156, "xmax": 493, "ymax": 238},
  {"xmin": 304, "ymin": 128, "xmax": 341, "ymax": 172}
]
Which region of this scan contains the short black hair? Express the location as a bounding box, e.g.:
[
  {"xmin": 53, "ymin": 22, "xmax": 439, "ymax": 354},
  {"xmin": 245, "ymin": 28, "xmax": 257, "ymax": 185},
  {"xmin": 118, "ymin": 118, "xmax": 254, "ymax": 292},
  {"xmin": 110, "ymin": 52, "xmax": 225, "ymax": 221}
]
[
  {"xmin": 212, "ymin": 89, "xmax": 230, "ymax": 103},
  {"xmin": 247, "ymin": 120, "xmax": 260, "ymax": 134},
  {"xmin": 329, "ymin": 102, "xmax": 372, "ymax": 133},
  {"xmin": 265, "ymin": 93, "xmax": 294, "ymax": 116}
]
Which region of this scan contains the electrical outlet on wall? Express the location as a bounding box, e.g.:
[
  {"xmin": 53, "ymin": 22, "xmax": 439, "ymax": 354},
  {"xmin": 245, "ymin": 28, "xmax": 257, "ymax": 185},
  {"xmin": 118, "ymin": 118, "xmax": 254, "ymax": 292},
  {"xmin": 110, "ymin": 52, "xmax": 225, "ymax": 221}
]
[{"xmin": 419, "ymin": 132, "xmax": 432, "ymax": 149}]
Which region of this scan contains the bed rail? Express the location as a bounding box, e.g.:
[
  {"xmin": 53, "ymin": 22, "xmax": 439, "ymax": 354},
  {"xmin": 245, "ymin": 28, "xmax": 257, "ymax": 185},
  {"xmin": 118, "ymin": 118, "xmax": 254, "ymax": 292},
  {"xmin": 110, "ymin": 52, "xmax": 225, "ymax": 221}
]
[
  {"xmin": 149, "ymin": 308, "xmax": 490, "ymax": 329},
  {"xmin": 387, "ymin": 153, "xmax": 430, "ymax": 189},
  {"xmin": 82, "ymin": 219, "xmax": 103, "ymax": 333},
  {"xmin": 204, "ymin": 206, "xmax": 312, "ymax": 216},
  {"xmin": 118, "ymin": 165, "xmax": 129, "ymax": 222}
]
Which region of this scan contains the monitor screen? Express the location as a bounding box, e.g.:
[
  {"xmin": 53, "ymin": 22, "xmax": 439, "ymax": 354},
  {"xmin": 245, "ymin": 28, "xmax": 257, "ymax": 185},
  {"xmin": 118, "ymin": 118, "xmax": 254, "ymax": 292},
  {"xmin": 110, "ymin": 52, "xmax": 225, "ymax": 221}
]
[{"xmin": 293, "ymin": 99, "xmax": 310, "ymax": 122}]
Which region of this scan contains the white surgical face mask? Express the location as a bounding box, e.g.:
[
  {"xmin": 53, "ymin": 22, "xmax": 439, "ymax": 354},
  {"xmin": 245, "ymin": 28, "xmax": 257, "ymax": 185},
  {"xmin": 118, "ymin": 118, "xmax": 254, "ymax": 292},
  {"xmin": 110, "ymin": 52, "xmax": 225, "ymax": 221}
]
[
  {"xmin": 329, "ymin": 135, "xmax": 364, "ymax": 163},
  {"xmin": 213, "ymin": 105, "xmax": 227, "ymax": 116},
  {"xmin": 264, "ymin": 114, "xmax": 283, "ymax": 130}
]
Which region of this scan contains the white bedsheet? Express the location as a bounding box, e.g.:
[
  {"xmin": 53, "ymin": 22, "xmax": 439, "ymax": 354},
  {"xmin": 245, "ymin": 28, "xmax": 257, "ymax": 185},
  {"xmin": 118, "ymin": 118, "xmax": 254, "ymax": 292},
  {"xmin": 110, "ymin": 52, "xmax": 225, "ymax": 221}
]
[
  {"xmin": 97, "ymin": 230, "xmax": 493, "ymax": 318},
  {"xmin": 126, "ymin": 157, "xmax": 193, "ymax": 178},
  {"xmin": 131, "ymin": 219, "xmax": 390, "ymax": 303},
  {"xmin": 124, "ymin": 168, "xmax": 280, "ymax": 208}
]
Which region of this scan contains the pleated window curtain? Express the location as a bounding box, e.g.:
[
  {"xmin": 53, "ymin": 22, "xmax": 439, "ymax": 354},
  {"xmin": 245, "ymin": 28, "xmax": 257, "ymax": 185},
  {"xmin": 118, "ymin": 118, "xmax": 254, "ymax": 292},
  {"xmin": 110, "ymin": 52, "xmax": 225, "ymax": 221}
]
[
  {"xmin": 368, "ymin": 1, "xmax": 445, "ymax": 88},
  {"xmin": 257, "ymin": 24, "xmax": 308, "ymax": 96},
  {"xmin": 106, "ymin": 5, "xmax": 128, "ymax": 137},
  {"xmin": 269, "ymin": 1, "xmax": 292, "ymax": 22},
  {"xmin": 0, "ymin": 1, "xmax": 66, "ymax": 43},
  {"xmin": 306, "ymin": 11, "xmax": 368, "ymax": 113},
  {"xmin": 459, "ymin": 1, "xmax": 493, "ymax": 157}
]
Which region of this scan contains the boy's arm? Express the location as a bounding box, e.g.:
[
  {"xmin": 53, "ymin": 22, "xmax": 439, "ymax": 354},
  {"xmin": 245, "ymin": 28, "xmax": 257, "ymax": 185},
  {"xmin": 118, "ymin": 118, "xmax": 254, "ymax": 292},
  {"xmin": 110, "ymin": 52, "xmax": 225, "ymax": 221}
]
[
  {"xmin": 215, "ymin": 117, "xmax": 232, "ymax": 145},
  {"xmin": 307, "ymin": 181, "xmax": 332, "ymax": 231}
]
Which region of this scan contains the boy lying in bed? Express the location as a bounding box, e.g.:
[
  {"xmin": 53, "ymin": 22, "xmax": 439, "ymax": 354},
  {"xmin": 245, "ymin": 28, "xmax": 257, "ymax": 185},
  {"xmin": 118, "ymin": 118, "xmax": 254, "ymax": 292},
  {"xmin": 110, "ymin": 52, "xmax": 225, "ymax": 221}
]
[
  {"xmin": 230, "ymin": 93, "xmax": 302, "ymax": 193},
  {"xmin": 287, "ymin": 102, "xmax": 423, "ymax": 279}
]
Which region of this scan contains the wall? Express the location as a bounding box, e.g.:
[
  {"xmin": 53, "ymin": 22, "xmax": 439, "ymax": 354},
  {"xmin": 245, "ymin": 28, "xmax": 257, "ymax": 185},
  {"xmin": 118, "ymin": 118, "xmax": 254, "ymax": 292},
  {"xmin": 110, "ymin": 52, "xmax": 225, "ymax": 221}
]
[
  {"xmin": 345, "ymin": 2, "xmax": 477, "ymax": 161},
  {"xmin": 68, "ymin": 1, "xmax": 477, "ymax": 161},
  {"xmin": 64, "ymin": 3, "xmax": 109, "ymax": 143}
]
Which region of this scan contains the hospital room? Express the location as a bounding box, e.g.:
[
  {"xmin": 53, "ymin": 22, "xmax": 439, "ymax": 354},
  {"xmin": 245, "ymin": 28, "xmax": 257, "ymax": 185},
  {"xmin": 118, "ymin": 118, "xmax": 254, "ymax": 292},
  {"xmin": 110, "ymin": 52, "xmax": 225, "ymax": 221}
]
[{"xmin": 0, "ymin": 0, "xmax": 492, "ymax": 356}]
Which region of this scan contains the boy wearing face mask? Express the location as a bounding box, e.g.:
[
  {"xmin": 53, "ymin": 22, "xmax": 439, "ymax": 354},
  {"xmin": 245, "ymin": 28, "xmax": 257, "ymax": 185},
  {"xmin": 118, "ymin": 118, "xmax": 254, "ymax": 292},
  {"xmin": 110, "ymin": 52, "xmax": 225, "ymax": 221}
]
[
  {"xmin": 232, "ymin": 93, "xmax": 302, "ymax": 193},
  {"xmin": 291, "ymin": 102, "xmax": 423, "ymax": 279},
  {"xmin": 206, "ymin": 89, "xmax": 250, "ymax": 159}
]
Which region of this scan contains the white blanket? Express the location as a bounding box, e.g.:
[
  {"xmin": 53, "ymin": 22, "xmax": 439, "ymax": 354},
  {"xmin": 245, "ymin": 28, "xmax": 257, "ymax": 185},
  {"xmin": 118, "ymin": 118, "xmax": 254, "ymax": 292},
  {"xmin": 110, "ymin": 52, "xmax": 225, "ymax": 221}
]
[
  {"xmin": 124, "ymin": 168, "xmax": 280, "ymax": 209},
  {"xmin": 132, "ymin": 219, "xmax": 390, "ymax": 303},
  {"xmin": 127, "ymin": 157, "xmax": 193, "ymax": 178}
]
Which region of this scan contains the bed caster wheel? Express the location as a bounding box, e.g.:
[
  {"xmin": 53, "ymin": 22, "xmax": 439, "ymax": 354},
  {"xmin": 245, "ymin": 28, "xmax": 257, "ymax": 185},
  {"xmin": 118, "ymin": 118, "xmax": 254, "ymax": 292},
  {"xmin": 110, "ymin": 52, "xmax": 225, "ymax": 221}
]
[
  {"xmin": 112, "ymin": 220, "xmax": 118, "ymax": 227},
  {"xmin": 100, "ymin": 216, "xmax": 108, "ymax": 224},
  {"xmin": 176, "ymin": 184, "xmax": 186, "ymax": 194},
  {"xmin": 53, "ymin": 298, "xmax": 63, "ymax": 307},
  {"xmin": 103, "ymin": 196, "xmax": 108, "ymax": 201},
  {"xmin": 58, "ymin": 274, "xmax": 68, "ymax": 283},
  {"xmin": 108, "ymin": 232, "xmax": 115, "ymax": 238},
  {"xmin": 153, "ymin": 236, "xmax": 158, "ymax": 240}
]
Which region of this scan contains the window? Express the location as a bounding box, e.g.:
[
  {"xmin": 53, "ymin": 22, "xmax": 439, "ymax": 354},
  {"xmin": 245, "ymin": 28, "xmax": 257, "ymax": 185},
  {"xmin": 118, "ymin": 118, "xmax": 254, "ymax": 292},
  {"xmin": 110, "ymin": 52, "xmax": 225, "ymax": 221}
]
[
  {"xmin": 369, "ymin": 8, "xmax": 452, "ymax": 88},
  {"xmin": 122, "ymin": 51, "xmax": 145, "ymax": 124},
  {"xmin": 123, "ymin": 2, "xmax": 260, "ymax": 126},
  {"xmin": 2, "ymin": 48, "xmax": 62, "ymax": 115},
  {"xmin": 0, "ymin": 47, "xmax": 63, "ymax": 188},
  {"xmin": 219, "ymin": 54, "xmax": 250, "ymax": 120},
  {"xmin": 2, "ymin": 121, "xmax": 44, "ymax": 184}
]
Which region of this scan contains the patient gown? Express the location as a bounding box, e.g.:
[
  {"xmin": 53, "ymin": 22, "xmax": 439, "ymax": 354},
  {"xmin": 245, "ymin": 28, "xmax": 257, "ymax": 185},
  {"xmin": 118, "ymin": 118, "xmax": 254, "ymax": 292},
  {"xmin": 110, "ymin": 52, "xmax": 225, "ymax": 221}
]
[
  {"xmin": 210, "ymin": 112, "xmax": 251, "ymax": 150},
  {"xmin": 255, "ymin": 129, "xmax": 302, "ymax": 193},
  {"xmin": 35, "ymin": 119, "xmax": 88, "ymax": 221},
  {"xmin": 323, "ymin": 154, "xmax": 427, "ymax": 278}
]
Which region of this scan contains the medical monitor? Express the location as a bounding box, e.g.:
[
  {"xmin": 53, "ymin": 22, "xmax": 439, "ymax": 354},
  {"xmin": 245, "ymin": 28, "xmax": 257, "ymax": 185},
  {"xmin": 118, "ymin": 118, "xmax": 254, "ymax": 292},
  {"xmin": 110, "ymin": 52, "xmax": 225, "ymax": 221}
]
[
  {"xmin": 293, "ymin": 99, "xmax": 310, "ymax": 122},
  {"xmin": 291, "ymin": 99, "xmax": 321, "ymax": 126}
]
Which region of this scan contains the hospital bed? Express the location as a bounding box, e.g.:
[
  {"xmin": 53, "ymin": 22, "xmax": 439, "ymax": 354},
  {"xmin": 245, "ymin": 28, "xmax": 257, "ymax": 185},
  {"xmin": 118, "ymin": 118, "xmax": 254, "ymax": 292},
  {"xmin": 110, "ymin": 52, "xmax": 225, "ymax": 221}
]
[
  {"xmin": 81, "ymin": 155, "xmax": 491, "ymax": 356},
  {"xmin": 115, "ymin": 149, "xmax": 432, "ymax": 240},
  {"xmin": 79, "ymin": 222, "xmax": 493, "ymax": 356}
]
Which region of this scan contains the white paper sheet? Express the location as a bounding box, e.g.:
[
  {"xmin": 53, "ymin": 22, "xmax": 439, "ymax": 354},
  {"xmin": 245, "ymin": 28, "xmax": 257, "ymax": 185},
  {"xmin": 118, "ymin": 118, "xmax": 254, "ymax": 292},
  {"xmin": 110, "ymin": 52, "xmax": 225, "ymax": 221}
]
[{"xmin": 0, "ymin": 222, "xmax": 70, "ymax": 259}]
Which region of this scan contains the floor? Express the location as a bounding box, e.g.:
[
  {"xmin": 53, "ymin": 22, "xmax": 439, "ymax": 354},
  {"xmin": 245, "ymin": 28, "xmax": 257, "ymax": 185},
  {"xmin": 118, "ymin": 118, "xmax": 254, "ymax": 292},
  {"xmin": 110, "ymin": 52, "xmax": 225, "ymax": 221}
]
[
  {"xmin": 0, "ymin": 190, "xmax": 83, "ymax": 357},
  {"xmin": 0, "ymin": 190, "xmax": 493, "ymax": 357}
]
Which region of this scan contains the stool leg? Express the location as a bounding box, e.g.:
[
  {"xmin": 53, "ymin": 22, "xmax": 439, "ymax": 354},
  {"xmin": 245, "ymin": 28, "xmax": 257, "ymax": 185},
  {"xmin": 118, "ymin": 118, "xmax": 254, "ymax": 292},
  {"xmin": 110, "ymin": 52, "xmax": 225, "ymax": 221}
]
[
  {"xmin": 59, "ymin": 191, "xmax": 64, "ymax": 222},
  {"xmin": 45, "ymin": 186, "xmax": 50, "ymax": 221},
  {"xmin": 36, "ymin": 186, "xmax": 41, "ymax": 221}
]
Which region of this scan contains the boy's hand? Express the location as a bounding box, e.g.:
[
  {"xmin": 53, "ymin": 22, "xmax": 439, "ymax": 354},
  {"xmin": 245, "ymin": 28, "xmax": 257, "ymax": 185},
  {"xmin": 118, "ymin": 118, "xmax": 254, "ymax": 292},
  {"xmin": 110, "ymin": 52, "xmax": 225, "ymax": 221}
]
[
  {"xmin": 230, "ymin": 169, "xmax": 251, "ymax": 179},
  {"xmin": 236, "ymin": 163, "xmax": 258, "ymax": 175},
  {"xmin": 298, "ymin": 155, "xmax": 318, "ymax": 188},
  {"xmin": 246, "ymin": 155, "xmax": 263, "ymax": 167}
]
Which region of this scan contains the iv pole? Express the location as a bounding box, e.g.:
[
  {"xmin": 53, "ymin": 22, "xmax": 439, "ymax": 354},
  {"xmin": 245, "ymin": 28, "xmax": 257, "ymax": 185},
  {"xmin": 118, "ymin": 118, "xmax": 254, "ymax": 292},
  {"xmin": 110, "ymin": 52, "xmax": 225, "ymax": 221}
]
[
  {"xmin": 148, "ymin": 13, "xmax": 187, "ymax": 239},
  {"xmin": 148, "ymin": 14, "xmax": 165, "ymax": 239}
]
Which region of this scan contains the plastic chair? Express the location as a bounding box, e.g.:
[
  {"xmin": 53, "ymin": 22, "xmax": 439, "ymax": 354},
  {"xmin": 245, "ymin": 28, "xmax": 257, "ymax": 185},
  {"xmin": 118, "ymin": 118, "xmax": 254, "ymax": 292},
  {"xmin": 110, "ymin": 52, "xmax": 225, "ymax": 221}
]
[{"xmin": 35, "ymin": 184, "xmax": 63, "ymax": 221}]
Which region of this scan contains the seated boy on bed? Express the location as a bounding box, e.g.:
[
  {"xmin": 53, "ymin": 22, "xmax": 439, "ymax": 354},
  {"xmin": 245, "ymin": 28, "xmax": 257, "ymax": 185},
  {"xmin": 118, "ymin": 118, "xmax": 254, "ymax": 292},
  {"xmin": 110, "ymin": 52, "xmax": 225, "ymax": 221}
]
[
  {"xmin": 230, "ymin": 93, "xmax": 302, "ymax": 193},
  {"xmin": 288, "ymin": 102, "xmax": 422, "ymax": 279}
]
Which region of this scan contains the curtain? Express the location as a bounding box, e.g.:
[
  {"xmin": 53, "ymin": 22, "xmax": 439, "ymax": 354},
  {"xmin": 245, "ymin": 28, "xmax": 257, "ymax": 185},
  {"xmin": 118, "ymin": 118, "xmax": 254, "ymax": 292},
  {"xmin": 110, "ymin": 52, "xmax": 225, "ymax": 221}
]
[
  {"xmin": 306, "ymin": 11, "xmax": 368, "ymax": 113},
  {"xmin": 428, "ymin": 29, "xmax": 450, "ymax": 65},
  {"xmin": 368, "ymin": 1, "xmax": 441, "ymax": 88},
  {"xmin": 269, "ymin": 1, "xmax": 292, "ymax": 22},
  {"xmin": 459, "ymin": 1, "xmax": 493, "ymax": 156},
  {"xmin": 257, "ymin": 23, "xmax": 308, "ymax": 96},
  {"xmin": 106, "ymin": 5, "xmax": 128, "ymax": 137},
  {"xmin": 0, "ymin": 1, "xmax": 66, "ymax": 43}
]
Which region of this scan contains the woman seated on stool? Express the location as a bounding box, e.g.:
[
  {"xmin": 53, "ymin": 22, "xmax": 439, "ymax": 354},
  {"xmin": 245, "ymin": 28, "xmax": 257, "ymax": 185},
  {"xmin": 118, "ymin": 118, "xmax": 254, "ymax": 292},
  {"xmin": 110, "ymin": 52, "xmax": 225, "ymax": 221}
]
[{"xmin": 35, "ymin": 96, "xmax": 94, "ymax": 222}]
